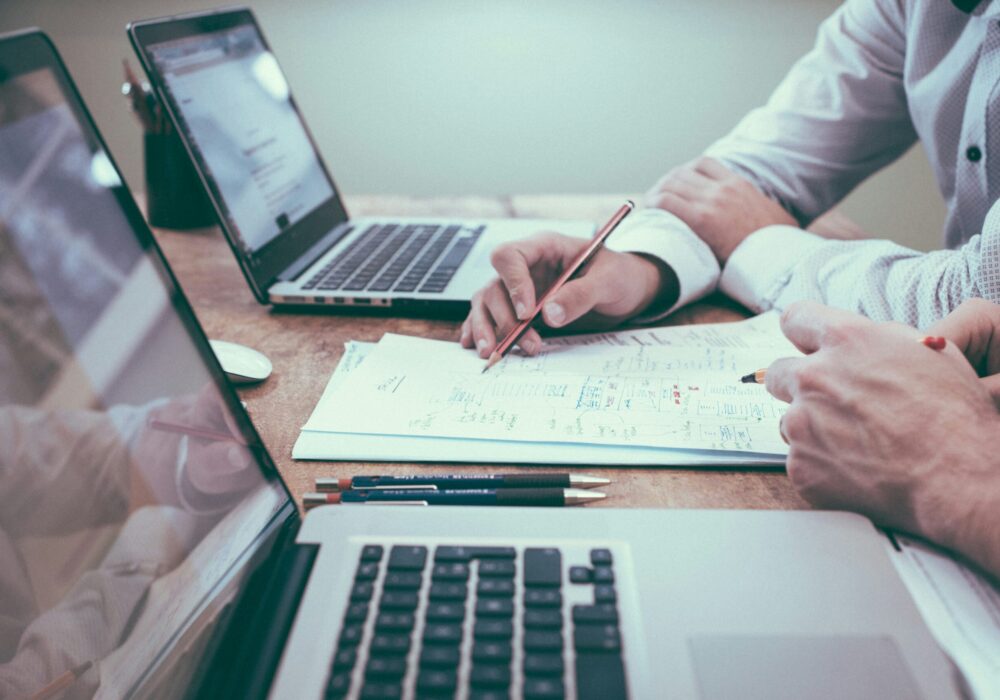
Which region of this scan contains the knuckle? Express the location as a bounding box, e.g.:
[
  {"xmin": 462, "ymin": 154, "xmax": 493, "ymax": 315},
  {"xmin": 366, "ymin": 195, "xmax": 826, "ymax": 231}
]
[{"xmin": 781, "ymin": 406, "xmax": 810, "ymax": 443}]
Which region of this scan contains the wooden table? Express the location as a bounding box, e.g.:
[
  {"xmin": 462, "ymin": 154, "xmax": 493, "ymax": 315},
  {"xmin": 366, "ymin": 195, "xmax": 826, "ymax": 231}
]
[{"xmin": 151, "ymin": 195, "xmax": 808, "ymax": 512}]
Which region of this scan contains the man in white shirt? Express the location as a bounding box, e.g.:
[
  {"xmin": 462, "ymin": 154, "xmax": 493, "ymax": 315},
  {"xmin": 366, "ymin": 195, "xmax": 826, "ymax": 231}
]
[{"xmin": 460, "ymin": 0, "xmax": 1000, "ymax": 356}]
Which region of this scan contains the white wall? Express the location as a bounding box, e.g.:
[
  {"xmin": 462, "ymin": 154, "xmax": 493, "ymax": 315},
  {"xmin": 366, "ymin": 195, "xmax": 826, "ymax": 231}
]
[{"xmin": 0, "ymin": 0, "xmax": 947, "ymax": 251}]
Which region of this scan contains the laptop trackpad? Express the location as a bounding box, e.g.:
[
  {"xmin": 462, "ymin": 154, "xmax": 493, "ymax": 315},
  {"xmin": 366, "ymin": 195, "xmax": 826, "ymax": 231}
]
[{"xmin": 689, "ymin": 635, "xmax": 923, "ymax": 700}]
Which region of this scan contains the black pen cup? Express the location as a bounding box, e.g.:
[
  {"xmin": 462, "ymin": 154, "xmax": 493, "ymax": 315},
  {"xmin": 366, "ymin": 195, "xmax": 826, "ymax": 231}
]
[{"xmin": 144, "ymin": 130, "xmax": 216, "ymax": 230}]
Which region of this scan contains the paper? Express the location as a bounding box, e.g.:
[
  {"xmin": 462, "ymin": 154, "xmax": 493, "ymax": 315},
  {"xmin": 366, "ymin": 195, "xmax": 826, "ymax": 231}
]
[
  {"xmin": 299, "ymin": 314, "xmax": 795, "ymax": 461},
  {"xmin": 890, "ymin": 536, "xmax": 1000, "ymax": 699}
]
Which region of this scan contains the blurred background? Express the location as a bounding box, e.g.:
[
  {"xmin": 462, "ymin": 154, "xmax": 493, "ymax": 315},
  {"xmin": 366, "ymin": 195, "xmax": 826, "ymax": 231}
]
[{"xmin": 0, "ymin": 0, "xmax": 946, "ymax": 251}]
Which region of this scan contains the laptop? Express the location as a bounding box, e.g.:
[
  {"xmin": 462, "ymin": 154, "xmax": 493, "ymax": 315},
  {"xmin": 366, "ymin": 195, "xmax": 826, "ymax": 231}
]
[
  {"xmin": 0, "ymin": 29, "xmax": 961, "ymax": 700},
  {"xmin": 126, "ymin": 7, "xmax": 593, "ymax": 315}
]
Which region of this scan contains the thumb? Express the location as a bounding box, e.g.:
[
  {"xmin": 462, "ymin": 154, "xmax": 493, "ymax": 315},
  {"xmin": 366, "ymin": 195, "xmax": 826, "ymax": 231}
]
[
  {"xmin": 542, "ymin": 277, "xmax": 602, "ymax": 328},
  {"xmin": 980, "ymin": 375, "xmax": 1000, "ymax": 410}
]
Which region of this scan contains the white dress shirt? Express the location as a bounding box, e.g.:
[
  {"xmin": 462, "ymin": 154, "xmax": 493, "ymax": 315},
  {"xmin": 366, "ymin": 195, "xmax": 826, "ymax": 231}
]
[{"xmin": 609, "ymin": 0, "xmax": 1000, "ymax": 327}]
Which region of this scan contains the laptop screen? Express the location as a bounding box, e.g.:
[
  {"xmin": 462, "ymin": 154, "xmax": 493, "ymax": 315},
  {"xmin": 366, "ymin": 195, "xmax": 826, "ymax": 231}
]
[{"xmin": 0, "ymin": 33, "xmax": 292, "ymax": 698}]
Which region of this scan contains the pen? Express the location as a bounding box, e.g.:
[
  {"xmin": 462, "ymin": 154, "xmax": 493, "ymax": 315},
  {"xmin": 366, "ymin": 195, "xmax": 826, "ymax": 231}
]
[
  {"xmin": 483, "ymin": 200, "xmax": 635, "ymax": 372},
  {"xmin": 303, "ymin": 488, "xmax": 606, "ymax": 508},
  {"xmin": 315, "ymin": 473, "xmax": 610, "ymax": 491},
  {"xmin": 148, "ymin": 418, "xmax": 247, "ymax": 445},
  {"xmin": 29, "ymin": 661, "xmax": 92, "ymax": 700}
]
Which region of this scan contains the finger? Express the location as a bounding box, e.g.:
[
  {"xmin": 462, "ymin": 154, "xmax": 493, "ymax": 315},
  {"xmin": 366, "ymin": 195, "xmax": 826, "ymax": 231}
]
[
  {"xmin": 981, "ymin": 374, "xmax": 1000, "ymax": 409},
  {"xmin": 482, "ymin": 284, "xmax": 520, "ymax": 343},
  {"xmin": 657, "ymin": 174, "xmax": 707, "ymax": 202},
  {"xmin": 491, "ymin": 233, "xmax": 583, "ymax": 319},
  {"xmin": 649, "ymin": 190, "xmax": 698, "ymax": 225},
  {"xmin": 519, "ymin": 328, "xmax": 543, "ymax": 356},
  {"xmin": 542, "ymin": 276, "xmax": 602, "ymax": 328},
  {"xmin": 459, "ymin": 319, "xmax": 472, "ymax": 348},
  {"xmin": 468, "ymin": 295, "xmax": 498, "ymax": 357},
  {"xmin": 691, "ymin": 156, "xmax": 734, "ymax": 180},
  {"xmin": 763, "ymin": 356, "xmax": 808, "ymax": 403},
  {"xmin": 778, "ymin": 300, "xmax": 869, "ymax": 354},
  {"xmin": 670, "ymin": 166, "xmax": 716, "ymax": 192},
  {"xmin": 926, "ymin": 299, "xmax": 1000, "ymax": 375}
]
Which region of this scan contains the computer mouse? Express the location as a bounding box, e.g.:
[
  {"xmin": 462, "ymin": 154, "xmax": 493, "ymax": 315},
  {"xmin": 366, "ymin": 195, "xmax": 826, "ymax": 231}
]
[{"xmin": 209, "ymin": 340, "xmax": 273, "ymax": 385}]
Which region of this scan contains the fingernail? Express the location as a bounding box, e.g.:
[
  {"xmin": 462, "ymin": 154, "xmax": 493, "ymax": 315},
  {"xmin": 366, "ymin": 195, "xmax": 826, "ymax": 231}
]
[
  {"xmin": 477, "ymin": 338, "xmax": 489, "ymax": 351},
  {"xmin": 544, "ymin": 302, "xmax": 565, "ymax": 326},
  {"xmin": 521, "ymin": 337, "xmax": 538, "ymax": 354},
  {"xmin": 515, "ymin": 301, "xmax": 528, "ymax": 319}
]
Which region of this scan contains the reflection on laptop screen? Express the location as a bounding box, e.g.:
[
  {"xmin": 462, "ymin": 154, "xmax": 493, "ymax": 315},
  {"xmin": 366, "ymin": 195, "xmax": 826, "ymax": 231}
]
[
  {"xmin": 0, "ymin": 62, "xmax": 289, "ymax": 697},
  {"xmin": 147, "ymin": 24, "xmax": 334, "ymax": 255}
]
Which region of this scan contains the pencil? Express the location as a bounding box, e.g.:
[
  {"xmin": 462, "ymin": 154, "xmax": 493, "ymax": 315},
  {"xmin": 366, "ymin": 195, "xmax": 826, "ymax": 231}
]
[
  {"xmin": 482, "ymin": 200, "xmax": 635, "ymax": 373},
  {"xmin": 29, "ymin": 661, "xmax": 92, "ymax": 700},
  {"xmin": 148, "ymin": 418, "xmax": 247, "ymax": 445},
  {"xmin": 739, "ymin": 369, "xmax": 767, "ymax": 384}
]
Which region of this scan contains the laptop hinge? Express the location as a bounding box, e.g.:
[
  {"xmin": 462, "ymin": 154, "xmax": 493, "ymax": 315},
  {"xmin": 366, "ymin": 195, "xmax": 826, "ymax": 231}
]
[{"xmin": 278, "ymin": 222, "xmax": 354, "ymax": 282}]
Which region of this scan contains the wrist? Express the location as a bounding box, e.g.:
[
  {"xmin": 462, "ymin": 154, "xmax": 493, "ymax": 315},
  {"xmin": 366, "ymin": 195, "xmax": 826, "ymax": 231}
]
[{"xmin": 632, "ymin": 254, "xmax": 680, "ymax": 317}]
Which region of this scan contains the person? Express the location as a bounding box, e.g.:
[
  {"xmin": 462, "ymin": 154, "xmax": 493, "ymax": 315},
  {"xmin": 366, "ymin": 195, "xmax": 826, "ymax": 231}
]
[
  {"xmin": 461, "ymin": 0, "xmax": 1000, "ymax": 357},
  {"xmin": 764, "ymin": 298, "xmax": 1000, "ymax": 581}
]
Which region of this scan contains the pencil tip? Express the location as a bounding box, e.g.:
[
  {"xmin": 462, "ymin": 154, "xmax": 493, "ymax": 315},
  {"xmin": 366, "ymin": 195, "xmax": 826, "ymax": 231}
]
[
  {"xmin": 482, "ymin": 353, "xmax": 500, "ymax": 373},
  {"xmin": 739, "ymin": 373, "xmax": 755, "ymax": 383}
]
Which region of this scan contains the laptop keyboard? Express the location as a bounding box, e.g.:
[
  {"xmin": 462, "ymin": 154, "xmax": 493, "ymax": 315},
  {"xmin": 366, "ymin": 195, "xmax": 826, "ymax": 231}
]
[
  {"xmin": 326, "ymin": 544, "xmax": 628, "ymax": 699},
  {"xmin": 301, "ymin": 223, "xmax": 485, "ymax": 295}
]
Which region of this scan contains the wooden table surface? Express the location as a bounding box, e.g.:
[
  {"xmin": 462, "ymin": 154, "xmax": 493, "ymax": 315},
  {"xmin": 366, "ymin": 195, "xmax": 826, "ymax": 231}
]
[{"xmin": 151, "ymin": 195, "xmax": 807, "ymax": 512}]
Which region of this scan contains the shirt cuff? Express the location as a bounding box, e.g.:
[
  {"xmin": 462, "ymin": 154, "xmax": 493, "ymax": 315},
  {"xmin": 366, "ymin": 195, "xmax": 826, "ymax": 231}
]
[
  {"xmin": 604, "ymin": 208, "xmax": 721, "ymax": 322},
  {"xmin": 720, "ymin": 225, "xmax": 827, "ymax": 312}
]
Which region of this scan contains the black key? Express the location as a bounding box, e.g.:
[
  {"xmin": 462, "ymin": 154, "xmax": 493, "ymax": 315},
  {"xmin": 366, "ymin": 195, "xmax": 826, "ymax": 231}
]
[
  {"xmin": 478, "ymin": 579, "xmax": 515, "ymax": 597},
  {"xmin": 384, "ymin": 571, "xmax": 422, "ymax": 590},
  {"xmin": 332, "ymin": 647, "xmax": 356, "ymax": 670},
  {"xmin": 388, "ymin": 545, "xmax": 428, "ymax": 570},
  {"xmin": 420, "ymin": 645, "xmax": 461, "ymax": 669},
  {"xmin": 356, "ymin": 562, "xmax": 379, "ymax": 580},
  {"xmin": 524, "ymin": 609, "xmax": 562, "ymax": 629},
  {"xmin": 426, "ymin": 602, "xmax": 465, "ymax": 622},
  {"xmin": 524, "ymin": 590, "xmax": 562, "ymax": 608},
  {"xmin": 370, "ymin": 634, "xmax": 410, "ymax": 656},
  {"xmin": 423, "ymin": 623, "xmax": 463, "ymax": 645},
  {"xmin": 476, "ymin": 598, "xmax": 514, "ymax": 617},
  {"xmin": 473, "ymin": 641, "xmax": 513, "ymax": 663},
  {"xmin": 375, "ymin": 612, "xmax": 415, "ymax": 632},
  {"xmin": 326, "ymin": 672, "xmax": 352, "ymax": 697},
  {"xmin": 365, "ymin": 655, "xmax": 407, "ymax": 679},
  {"xmin": 479, "ymin": 560, "xmax": 516, "ymax": 578},
  {"xmin": 435, "ymin": 546, "xmax": 516, "ymax": 562},
  {"xmin": 417, "ymin": 669, "xmax": 457, "ymax": 694},
  {"xmin": 351, "ymin": 582, "xmax": 374, "ymax": 602},
  {"xmin": 573, "ymin": 624, "xmax": 621, "ymax": 652},
  {"xmin": 523, "ymin": 677, "xmax": 565, "ymax": 699},
  {"xmin": 360, "ymin": 682, "xmax": 402, "ymax": 699},
  {"xmin": 429, "ymin": 582, "xmax": 468, "ymax": 601},
  {"xmin": 575, "ymin": 652, "xmax": 628, "ymax": 700},
  {"xmin": 523, "ymin": 654, "xmax": 564, "ymax": 677},
  {"xmin": 572, "ymin": 604, "xmax": 619, "ymax": 625},
  {"xmin": 470, "ymin": 691, "xmax": 510, "ymax": 700},
  {"xmin": 432, "ymin": 562, "xmax": 470, "ymax": 581},
  {"xmin": 379, "ymin": 591, "xmax": 419, "ymax": 611},
  {"xmin": 339, "ymin": 624, "xmax": 363, "ymax": 647},
  {"xmin": 470, "ymin": 664, "xmax": 511, "ymax": 688},
  {"xmin": 344, "ymin": 602, "xmax": 369, "ymax": 623},
  {"xmin": 524, "ymin": 630, "xmax": 563, "ymax": 652},
  {"xmin": 569, "ymin": 566, "xmax": 592, "ymax": 584},
  {"xmin": 523, "ymin": 548, "xmax": 562, "ymax": 587},
  {"xmin": 590, "ymin": 548, "xmax": 613, "ymax": 566},
  {"xmin": 593, "ymin": 585, "xmax": 617, "ymax": 604},
  {"xmin": 361, "ymin": 544, "xmax": 382, "ymax": 561},
  {"xmin": 474, "ymin": 619, "xmax": 513, "ymax": 639},
  {"xmin": 592, "ymin": 567, "xmax": 615, "ymax": 584}
]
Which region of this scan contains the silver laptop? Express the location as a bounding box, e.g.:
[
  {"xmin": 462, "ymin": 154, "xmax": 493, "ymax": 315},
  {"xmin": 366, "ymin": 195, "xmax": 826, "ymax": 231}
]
[
  {"xmin": 127, "ymin": 7, "xmax": 593, "ymax": 315},
  {"xmin": 0, "ymin": 30, "xmax": 960, "ymax": 700}
]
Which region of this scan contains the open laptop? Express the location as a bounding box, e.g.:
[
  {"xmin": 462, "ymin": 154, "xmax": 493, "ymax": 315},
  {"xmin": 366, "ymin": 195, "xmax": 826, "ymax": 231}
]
[
  {"xmin": 126, "ymin": 7, "xmax": 593, "ymax": 315},
  {"xmin": 0, "ymin": 29, "xmax": 962, "ymax": 700}
]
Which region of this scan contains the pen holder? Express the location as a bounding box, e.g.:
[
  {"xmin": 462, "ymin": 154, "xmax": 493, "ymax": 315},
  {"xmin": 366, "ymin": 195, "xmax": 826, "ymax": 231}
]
[{"xmin": 144, "ymin": 130, "xmax": 216, "ymax": 230}]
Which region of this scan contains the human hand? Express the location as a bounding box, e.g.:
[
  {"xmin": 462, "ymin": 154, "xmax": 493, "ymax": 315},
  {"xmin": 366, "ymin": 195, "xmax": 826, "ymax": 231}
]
[
  {"xmin": 926, "ymin": 298, "xmax": 1000, "ymax": 406},
  {"xmin": 460, "ymin": 232, "xmax": 673, "ymax": 357},
  {"xmin": 645, "ymin": 157, "xmax": 796, "ymax": 263},
  {"xmin": 764, "ymin": 301, "xmax": 1000, "ymax": 578}
]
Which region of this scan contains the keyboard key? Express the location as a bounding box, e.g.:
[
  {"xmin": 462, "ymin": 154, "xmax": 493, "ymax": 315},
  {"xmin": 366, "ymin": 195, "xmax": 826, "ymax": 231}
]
[
  {"xmin": 420, "ymin": 645, "xmax": 461, "ymax": 669},
  {"xmin": 332, "ymin": 647, "xmax": 356, "ymax": 670},
  {"xmin": 435, "ymin": 546, "xmax": 516, "ymax": 562},
  {"xmin": 388, "ymin": 545, "xmax": 428, "ymax": 570},
  {"xmin": 523, "ymin": 609, "xmax": 562, "ymax": 629},
  {"xmin": 432, "ymin": 562, "xmax": 470, "ymax": 581},
  {"xmin": 339, "ymin": 624, "xmax": 363, "ymax": 647},
  {"xmin": 523, "ymin": 677, "xmax": 565, "ymax": 699},
  {"xmin": 423, "ymin": 623, "xmax": 463, "ymax": 645},
  {"xmin": 384, "ymin": 571, "xmax": 422, "ymax": 590},
  {"xmin": 426, "ymin": 602, "xmax": 465, "ymax": 622},
  {"xmin": 326, "ymin": 672, "xmax": 352, "ymax": 697},
  {"xmin": 476, "ymin": 598, "xmax": 514, "ymax": 617},
  {"xmin": 523, "ymin": 653, "xmax": 564, "ymax": 677},
  {"xmin": 524, "ymin": 590, "xmax": 562, "ymax": 608},
  {"xmin": 474, "ymin": 619, "xmax": 513, "ymax": 639},
  {"xmin": 417, "ymin": 669, "xmax": 458, "ymax": 694},
  {"xmin": 375, "ymin": 612, "xmax": 415, "ymax": 632},
  {"xmin": 344, "ymin": 602, "xmax": 369, "ymax": 623},
  {"xmin": 479, "ymin": 560, "xmax": 516, "ymax": 578},
  {"xmin": 379, "ymin": 591, "xmax": 419, "ymax": 611},
  {"xmin": 573, "ymin": 624, "xmax": 621, "ymax": 652},
  {"xmin": 360, "ymin": 682, "xmax": 402, "ymax": 699},
  {"xmin": 473, "ymin": 641, "xmax": 513, "ymax": 663},
  {"xmin": 370, "ymin": 634, "xmax": 410, "ymax": 656},
  {"xmin": 429, "ymin": 582, "xmax": 468, "ymax": 601},
  {"xmin": 365, "ymin": 655, "xmax": 407, "ymax": 679},
  {"xmin": 593, "ymin": 585, "xmax": 617, "ymax": 604},
  {"xmin": 356, "ymin": 562, "xmax": 379, "ymax": 580},
  {"xmin": 351, "ymin": 582, "xmax": 374, "ymax": 602},
  {"xmin": 470, "ymin": 663, "xmax": 511, "ymax": 688},
  {"xmin": 590, "ymin": 548, "xmax": 613, "ymax": 566},
  {"xmin": 470, "ymin": 691, "xmax": 510, "ymax": 700},
  {"xmin": 524, "ymin": 630, "xmax": 563, "ymax": 652},
  {"xmin": 575, "ymin": 652, "xmax": 628, "ymax": 700},
  {"xmin": 478, "ymin": 579, "xmax": 515, "ymax": 597},
  {"xmin": 572, "ymin": 604, "xmax": 619, "ymax": 625},
  {"xmin": 523, "ymin": 549, "xmax": 562, "ymax": 587},
  {"xmin": 592, "ymin": 567, "xmax": 615, "ymax": 584},
  {"xmin": 569, "ymin": 566, "xmax": 592, "ymax": 584}
]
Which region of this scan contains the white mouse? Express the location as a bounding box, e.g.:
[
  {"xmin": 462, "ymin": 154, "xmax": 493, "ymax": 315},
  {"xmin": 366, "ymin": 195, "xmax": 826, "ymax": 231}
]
[{"xmin": 209, "ymin": 340, "xmax": 273, "ymax": 385}]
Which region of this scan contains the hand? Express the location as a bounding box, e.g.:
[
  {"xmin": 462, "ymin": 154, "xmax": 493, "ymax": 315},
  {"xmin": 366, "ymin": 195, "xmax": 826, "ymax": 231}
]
[
  {"xmin": 645, "ymin": 157, "xmax": 796, "ymax": 263},
  {"xmin": 764, "ymin": 301, "xmax": 1000, "ymax": 579},
  {"xmin": 460, "ymin": 232, "xmax": 673, "ymax": 357},
  {"xmin": 926, "ymin": 298, "xmax": 1000, "ymax": 406}
]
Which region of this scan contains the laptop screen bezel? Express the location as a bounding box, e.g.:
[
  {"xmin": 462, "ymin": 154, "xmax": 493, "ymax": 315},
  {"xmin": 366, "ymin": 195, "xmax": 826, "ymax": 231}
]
[
  {"xmin": 128, "ymin": 7, "xmax": 352, "ymax": 303},
  {"xmin": 0, "ymin": 26, "xmax": 302, "ymax": 694}
]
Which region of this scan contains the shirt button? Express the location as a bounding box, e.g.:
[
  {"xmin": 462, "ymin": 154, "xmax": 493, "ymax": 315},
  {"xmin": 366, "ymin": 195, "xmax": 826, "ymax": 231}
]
[{"xmin": 966, "ymin": 145, "xmax": 983, "ymax": 162}]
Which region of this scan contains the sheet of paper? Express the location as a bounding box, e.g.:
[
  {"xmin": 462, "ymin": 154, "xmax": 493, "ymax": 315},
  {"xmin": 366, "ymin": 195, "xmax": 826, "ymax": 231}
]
[
  {"xmin": 303, "ymin": 328, "xmax": 794, "ymax": 455},
  {"xmin": 890, "ymin": 536, "xmax": 1000, "ymax": 700}
]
